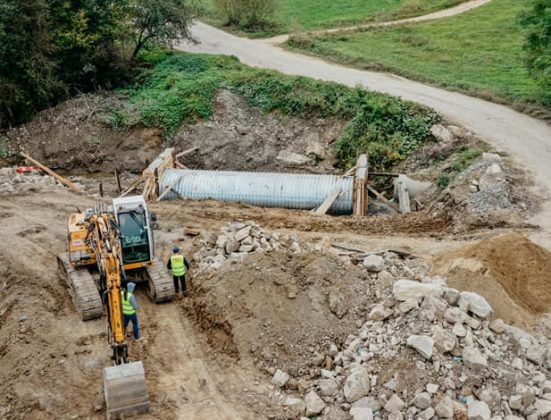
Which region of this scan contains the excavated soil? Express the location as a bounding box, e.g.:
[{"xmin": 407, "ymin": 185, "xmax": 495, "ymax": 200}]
[
  {"xmin": 433, "ymin": 232, "xmax": 551, "ymax": 328},
  {"xmin": 189, "ymin": 251, "xmax": 371, "ymax": 376},
  {"xmin": 3, "ymin": 91, "xmax": 344, "ymax": 175}
]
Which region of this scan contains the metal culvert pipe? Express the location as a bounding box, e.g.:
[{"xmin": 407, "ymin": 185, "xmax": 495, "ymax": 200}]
[{"xmin": 160, "ymin": 169, "xmax": 354, "ymax": 214}]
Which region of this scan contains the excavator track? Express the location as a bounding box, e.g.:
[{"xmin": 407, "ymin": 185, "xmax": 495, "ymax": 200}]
[
  {"xmin": 57, "ymin": 253, "xmax": 103, "ymax": 321},
  {"xmin": 145, "ymin": 259, "xmax": 175, "ymax": 303}
]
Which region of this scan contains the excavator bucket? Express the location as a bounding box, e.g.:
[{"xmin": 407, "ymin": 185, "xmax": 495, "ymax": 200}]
[{"xmin": 103, "ymin": 361, "xmax": 150, "ymax": 419}]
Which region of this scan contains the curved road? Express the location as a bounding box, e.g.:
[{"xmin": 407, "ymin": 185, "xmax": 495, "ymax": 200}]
[
  {"xmin": 176, "ymin": 22, "xmax": 551, "ymax": 246},
  {"xmin": 262, "ymin": 0, "xmax": 493, "ymax": 44}
]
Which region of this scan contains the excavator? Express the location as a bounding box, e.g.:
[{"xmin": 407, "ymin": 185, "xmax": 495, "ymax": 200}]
[{"xmin": 57, "ymin": 196, "xmax": 175, "ymax": 419}]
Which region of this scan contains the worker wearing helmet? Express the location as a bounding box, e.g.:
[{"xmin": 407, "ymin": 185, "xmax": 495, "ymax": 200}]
[
  {"xmin": 167, "ymin": 246, "xmax": 190, "ymax": 299},
  {"xmin": 121, "ymin": 282, "xmax": 140, "ymax": 340}
]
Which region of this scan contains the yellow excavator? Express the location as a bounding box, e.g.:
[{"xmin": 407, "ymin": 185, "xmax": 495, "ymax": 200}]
[{"xmin": 57, "ymin": 196, "xmax": 175, "ymax": 418}]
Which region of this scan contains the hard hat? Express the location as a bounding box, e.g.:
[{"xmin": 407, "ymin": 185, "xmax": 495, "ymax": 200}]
[{"xmin": 173, "ymin": 246, "xmax": 180, "ymax": 253}]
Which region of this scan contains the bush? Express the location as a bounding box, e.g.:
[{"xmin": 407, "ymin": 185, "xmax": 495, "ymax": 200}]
[{"xmin": 214, "ymin": 0, "xmax": 276, "ymax": 29}]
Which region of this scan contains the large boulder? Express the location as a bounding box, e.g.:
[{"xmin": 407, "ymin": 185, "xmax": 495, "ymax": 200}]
[{"xmin": 431, "ymin": 124, "xmax": 455, "ymax": 143}]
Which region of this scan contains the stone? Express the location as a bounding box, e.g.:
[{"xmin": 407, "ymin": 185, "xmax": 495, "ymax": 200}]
[
  {"xmin": 453, "ymin": 323, "xmax": 467, "ymax": 337},
  {"xmin": 443, "ymin": 287, "xmax": 460, "ymax": 305},
  {"xmin": 468, "ymin": 400, "xmax": 491, "ymax": 420},
  {"xmin": 363, "ymin": 255, "xmax": 384, "ymax": 272},
  {"xmin": 306, "ymin": 141, "xmax": 326, "ymax": 160},
  {"xmin": 483, "ymin": 152, "xmax": 502, "ymax": 164},
  {"xmin": 238, "ymin": 244, "xmax": 254, "ymax": 253},
  {"xmin": 385, "ymin": 394, "xmax": 405, "ymax": 413},
  {"xmin": 413, "ymin": 392, "xmax": 432, "ymax": 410},
  {"xmin": 433, "ymin": 325, "xmax": 457, "ymax": 353},
  {"xmin": 344, "ymin": 368, "xmax": 370, "ymax": 403},
  {"xmin": 399, "ymin": 299, "xmax": 419, "ymax": 314},
  {"xmin": 445, "ymin": 307, "xmax": 465, "ymax": 324},
  {"xmin": 458, "ymin": 292, "xmax": 493, "ymax": 318},
  {"xmin": 234, "ymin": 226, "xmax": 251, "ymax": 242},
  {"xmin": 350, "ymin": 407, "xmax": 374, "ymax": 420},
  {"xmin": 426, "ymin": 383, "xmax": 439, "ymax": 394},
  {"xmin": 328, "ymin": 290, "xmax": 347, "ymax": 319},
  {"xmin": 284, "ymin": 397, "xmax": 305, "ymax": 417},
  {"xmin": 431, "ymin": 124, "xmax": 455, "ymax": 143},
  {"xmin": 534, "ymin": 399, "xmax": 551, "ymax": 416},
  {"xmin": 407, "ymin": 335, "xmax": 434, "ymax": 360},
  {"xmin": 514, "ymin": 384, "xmax": 536, "ymax": 408},
  {"xmin": 508, "ymin": 395, "xmax": 523, "ymax": 411},
  {"xmin": 526, "ymin": 345, "xmax": 546, "ymax": 365},
  {"xmin": 463, "ymin": 346, "xmax": 488, "ymax": 369},
  {"xmin": 418, "ymin": 407, "xmax": 435, "ymax": 420},
  {"xmin": 352, "ymin": 397, "xmax": 381, "ymax": 412},
  {"xmin": 271, "ymin": 369, "xmax": 290, "ymax": 387},
  {"xmin": 369, "ymin": 304, "xmax": 393, "ymax": 321},
  {"xmin": 317, "ymin": 378, "xmax": 339, "ymax": 397},
  {"xmin": 304, "ymin": 390, "xmax": 325, "ymax": 416},
  {"xmin": 224, "ymin": 239, "xmax": 240, "ymax": 254},
  {"xmin": 393, "ymin": 280, "xmax": 444, "ymax": 302},
  {"xmin": 435, "ymin": 396, "xmax": 455, "ymax": 418},
  {"xmin": 277, "ymin": 150, "xmax": 311, "ymax": 165},
  {"xmin": 448, "ymin": 125, "xmax": 469, "ymax": 138}
]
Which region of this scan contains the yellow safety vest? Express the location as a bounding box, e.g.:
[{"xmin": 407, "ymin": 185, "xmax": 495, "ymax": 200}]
[
  {"xmin": 171, "ymin": 254, "xmax": 187, "ymax": 276},
  {"xmin": 121, "ymin": 291, "xmax": 136, "ymax": 315}
]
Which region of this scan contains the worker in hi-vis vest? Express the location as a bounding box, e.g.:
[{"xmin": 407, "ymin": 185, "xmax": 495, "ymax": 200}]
[
  {"xmin": 167, "ymin": 246, "xmax": 190, "ymax": 299},
  {"xmin": 121, "ymin": 282, "xmax": 140, "ymax": 340}
]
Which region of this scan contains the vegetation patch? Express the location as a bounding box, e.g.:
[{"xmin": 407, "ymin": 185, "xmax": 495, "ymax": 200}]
[
  {"xmin": 106, "ymin": 52, "xmax": 440, "ymax": 170},
  {"xmin": 286, "ymin": 0, "xmax": 549, "ymax": 109}
]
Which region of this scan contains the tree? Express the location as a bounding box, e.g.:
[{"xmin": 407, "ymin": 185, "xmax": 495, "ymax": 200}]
[
  {"xmin": 126, "ymin": 0, "xmax": 196, "ymax": 59},
  {"xmin": 521, "ymin": 0, "xmax": 551, "ymax": 100},
  {"xmin": 0, "ymin": 0, "xmax": 61, "ymax": 125}
]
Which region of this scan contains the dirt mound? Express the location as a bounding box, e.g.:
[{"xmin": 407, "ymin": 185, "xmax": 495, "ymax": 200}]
[
  {"xmin": 189, "ymin": 251, "xmax": 371, "ymax": 377},
  {"xmin": 4, "ymin": 90, "xmax": 344, "ymax": 175},
  {"xmin": 433, "ymin": 232, "xmax": 551, "ymax": 326}
]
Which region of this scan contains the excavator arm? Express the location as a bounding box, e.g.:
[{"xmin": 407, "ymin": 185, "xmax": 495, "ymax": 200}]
[{"xmin": 83, "ymin": 204, "xmax": 150, "ymax": 419}]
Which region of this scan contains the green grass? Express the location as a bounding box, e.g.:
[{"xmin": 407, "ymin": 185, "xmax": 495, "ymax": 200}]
[
  {"xmin": 286, "ymin": 0, "xmax": 549, "ymax": 109},
  {"xmin": 198, "ymin": 0, "xmax": 468, "ymax": 36},
  {"xmin": 106, "ymin": 52, "xmax": 440, "ymax": 170}
]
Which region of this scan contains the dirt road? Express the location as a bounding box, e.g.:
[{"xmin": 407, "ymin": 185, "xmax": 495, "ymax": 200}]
[
  {"xmin": 177, "ymin": 23, "xmax": 551, "ymax": 247},
  {"xmin": 262, "ymin": 0, "xmax": 493, "ymax": 44}
]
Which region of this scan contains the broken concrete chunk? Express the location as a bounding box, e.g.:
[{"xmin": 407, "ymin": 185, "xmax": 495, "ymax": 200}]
[
  {"xmin": 363, "ymin": 254, "xmax": 384, "ymax": 272},
  {"xmin": 369, "ymin": 304, "xmax": 393, "ymax": 321},
  {"xmin": 304, "ymin": 390, "xmax": 325, "ymax": 416},
  {"xmin": 385, "ymin": 394, "xmax": 405, "ymax": 413},
  {"xmin": 407, "ymin": 335, "xmax": 434, "ymax": 360},
  {"xmin": 458, "ymin": 292, "xmax": 493, "ymax": 319},
  {"xmin": 467, "ymin": 400, "xmax": 491, "ymax": 420},
  {"xmin": 432, "ymin": 325, "xmax": 457, "ymax": 353},
  {"xmin": 463, "ymin": 346, "xmax": 488, "ymax": 369},
  {"xmin": 350, "ymin": 407, "xmax": 374, "ymax": 420},
  {"xmin": 435, "ymin": 396, "xmax": 455, "ymax": 418},
  {"xmin": 393, "ymin": 279, "xmax": 444, "ymax": 302},
  {"xmin": 344, "ymin": 368, "xmax": 370, "ymax": 403},
  {"xmin": 284, "ymin": 397, "xmax": 305, "ymax": 417}
]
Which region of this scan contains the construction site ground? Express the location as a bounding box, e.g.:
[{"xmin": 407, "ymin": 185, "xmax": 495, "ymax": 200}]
[
  {"xmin": 0, "ymin": 179, "xmax": 549, "ymax": 419},
  {"xmin": 2, "ymin": 91, "xmax": 551, "ymax": 420}
]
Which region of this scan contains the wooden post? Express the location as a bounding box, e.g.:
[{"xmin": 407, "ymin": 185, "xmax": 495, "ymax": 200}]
[
  {"xmin": 19, "ymin": 152, "xmax": 84, "ymax": 193},
  {"xmin": 99, "ymin": 182, "xmax": 104, "ymax": 197},
  {"xmin": 353, "ymin": 154, "xmax": 368, "ymax": 217},
  {"xmin": 115, "ymin": 170, "xmax": 122, "ymax": 194},
  {"xmin": 395, "ymin": 174, "xmax": 411, "ymax": 214}
]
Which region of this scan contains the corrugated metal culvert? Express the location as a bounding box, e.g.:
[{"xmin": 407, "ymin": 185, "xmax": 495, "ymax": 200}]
[{"xmin": 160, "ymin": 169, "xmax": 354, "ymax": 214}]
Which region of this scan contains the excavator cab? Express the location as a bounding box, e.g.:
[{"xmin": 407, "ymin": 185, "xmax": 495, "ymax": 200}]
[{"xmin": 112, "ymin": 196, "xmax": 154, "ymax": 266}]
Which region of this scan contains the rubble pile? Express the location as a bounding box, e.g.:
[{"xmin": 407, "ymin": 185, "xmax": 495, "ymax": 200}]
[
  {"xmin": 0, "ymin": 167, "xmax": 61, "ymax": 195},
  {"xmin": 193, "ymin": 221, "xmax": 316, "ymax": 271},
  {"xmin": 272, "ymin": 271, "xmax": 551, "ymax": 419}
]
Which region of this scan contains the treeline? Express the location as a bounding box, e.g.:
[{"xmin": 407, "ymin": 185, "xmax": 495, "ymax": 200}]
[{"xmin": 0, "ymin": 0, "xmax": 195, "ymax": 127}]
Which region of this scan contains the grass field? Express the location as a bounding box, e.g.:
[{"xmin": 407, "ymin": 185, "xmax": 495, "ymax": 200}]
[
  {"xmin": 104, "ymin": 51, "xmax": 439, "ymax": 169},
  {"xmin": 198, "ymin": 0, "xmax": 468, "ymax": 35},
  {"xmin": 286, "ymin": 0, "xmax": 549, "ymax": 109}
]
